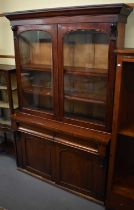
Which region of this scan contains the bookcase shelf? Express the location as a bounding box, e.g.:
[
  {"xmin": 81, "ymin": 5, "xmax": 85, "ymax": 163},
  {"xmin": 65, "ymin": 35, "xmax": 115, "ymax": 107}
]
[
  {"xmin": 23, "ymin": 88, "xmax": 52, "ymax": 97},
  {"xmin": 65, "ymin": 94, "xmax": 106, "ymax": 105},
  {"xmin": 22, "ymin": 64, "xmax": 52, "ymax": 72},
  {"xmin": 64, "ymin": 66, "xmax": 108, "ymax": 77},
  {"xmin": 118, "ymin": 124, "xmax": 134, "ymax": 138},
  {"xmin": 0, "ymin": 118, "xmax": 11, "ymax": 126},
  {"xmin": 0, "ymin": 64, "xmax": 18, "ymax": 129},
  {"xmin": 0, "ymin": 85, "xmax": 17, "ymax": 90},
  {"xmin": 113, "ymin": 171, "xmax": 134, "ymax": 200}
]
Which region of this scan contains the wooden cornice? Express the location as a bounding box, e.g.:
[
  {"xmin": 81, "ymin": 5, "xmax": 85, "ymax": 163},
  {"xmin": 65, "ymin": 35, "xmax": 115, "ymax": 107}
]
[
  {"xmin": 5, "ymin": 4, "xmax": 132, "ymax": 21},
  {"xmin": 0, "ymin": 3, "xmax": 133, "ymax": 19}
]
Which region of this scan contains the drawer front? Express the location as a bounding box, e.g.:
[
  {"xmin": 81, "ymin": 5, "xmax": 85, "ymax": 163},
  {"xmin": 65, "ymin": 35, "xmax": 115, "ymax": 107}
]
[
  {"xmin": 21, "ymin": 132, "xmax": 54, "ymax": 180},
  {"xmin": 54, "ymin": 133, "xmax": 108, "ymax": 158}
]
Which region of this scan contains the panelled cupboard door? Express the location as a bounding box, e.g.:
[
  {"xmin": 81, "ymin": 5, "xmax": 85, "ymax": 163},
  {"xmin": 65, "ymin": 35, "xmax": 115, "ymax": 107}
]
[
  {"xmin": 58, "ymin": 23, "xmax": 116, "ymax": 132},
  {"xmin": 55, "ymin": 143, "xmax": 106, "ymax": 200},
  {"xmin": 15, "ymin": 25, "xmax": 59, "ymax": 119},
  {"xmin": 21, "ymin": 133, "xmax": 54, "ymax": 180}
]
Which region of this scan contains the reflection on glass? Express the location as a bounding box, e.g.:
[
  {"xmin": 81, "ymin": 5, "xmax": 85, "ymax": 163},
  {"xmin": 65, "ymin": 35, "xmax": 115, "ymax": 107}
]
[
  {"xmin": 19, "ymin": 30, "xmax": 53, "ymax": 112},
  {"xmin": 64, "ymin": 75, "xmax": 106, "ymax": 101},
  {"xmin": 65, "ymin": 99, "xmax": 105, "ymax": 122},
  {"xmin": 64, "ymin": 30, "xmax": 109, "ymax": 123},
  {"xmin": 21, "ymin": 70, "xmax": 52, "ymax": 111},
  {"xmin": 19, "ymin": 30, "xmax": 52, "ymax": 66}
]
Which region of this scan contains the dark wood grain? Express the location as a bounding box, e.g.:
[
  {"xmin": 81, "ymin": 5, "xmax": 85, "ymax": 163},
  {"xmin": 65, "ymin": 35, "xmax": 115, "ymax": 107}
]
[
  {"xmin": 21, "ymin": 133, "xmax": 54, "ymax": 180},
  {"xmin": 6, "ymin": 4, "xmax": 132, "ymax": 204},
  {"xmin": 5, "ymin": 4, "xmax": 132, "ymax": 21},
  {"xmin": 106, "ymin": 49, "xmax": 134, "ymax": 210}
]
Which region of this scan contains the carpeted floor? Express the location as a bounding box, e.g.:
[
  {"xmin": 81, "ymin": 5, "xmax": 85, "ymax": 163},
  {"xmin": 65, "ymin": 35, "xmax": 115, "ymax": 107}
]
[{"xmin": 0, "ymin": 154, "xmax": 105, "ymax": 210}]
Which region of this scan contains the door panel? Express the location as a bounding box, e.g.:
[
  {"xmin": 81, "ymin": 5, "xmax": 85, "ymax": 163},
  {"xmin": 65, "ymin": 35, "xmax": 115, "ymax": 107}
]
[
  {"xmin": 22, "ymin": 133, "xmax": 54, "ymax": 180},
  {"xmin": 55, "ymin": 143, "xmax": 106, "ymax": 200}
]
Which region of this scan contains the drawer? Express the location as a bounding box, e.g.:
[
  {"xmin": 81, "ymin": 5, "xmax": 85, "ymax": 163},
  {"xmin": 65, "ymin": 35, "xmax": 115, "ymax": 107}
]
[{"xmin": 54, "ymin": 133, "xmax": 109, "ymax": 158}]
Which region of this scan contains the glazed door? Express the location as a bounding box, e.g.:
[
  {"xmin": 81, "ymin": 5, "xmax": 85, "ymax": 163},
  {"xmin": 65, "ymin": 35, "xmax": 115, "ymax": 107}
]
[
  {"xmin": 58, "ymin": 23, "xmax": 115, "ymax": 131},
  {"xmin": 16, "ymin": 25, "xmax": 58, "ymax": 119}
]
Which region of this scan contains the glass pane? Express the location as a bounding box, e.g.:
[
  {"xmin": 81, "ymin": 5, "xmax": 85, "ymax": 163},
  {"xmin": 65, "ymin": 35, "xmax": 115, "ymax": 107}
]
[
  {"xmin": 19, "ymin": 30, "xmax": 52, "ymax": 66},
  {"xmin": 21, "ymin": 70, "xmax": 52, "ymax": 111},
  {"xmin": 65, "ymin": 99, "xmax": 105, "ymax": 122},
  {"xmin": 0, "ymin": 72, "xmax": 10, "ymax": 125},
  {"xmin": 64, "ymin": 30, "xmax": 109, "ymax": 123},
  {"xmin": 11, "ymin": 72, "xmax": 18, "ymax": 110},
  {"xmin": 19, "ymin": 30, "xmax": 53, "ymax": 112}
]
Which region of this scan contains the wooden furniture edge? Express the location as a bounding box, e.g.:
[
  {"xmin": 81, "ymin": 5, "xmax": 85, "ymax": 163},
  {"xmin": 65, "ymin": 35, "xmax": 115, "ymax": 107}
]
[
  {"xmin": 5, "ymin": 4, "xmax": 132, "ymax": 21},
  {"xmin": 0, "ymin": 55, "xmax": 15, "ymax": 59},
  {"xmin": 0, "ymin": 64, "xmax": 16, "ymax": 71},
  {"xmin": 0, "ymin": 13, "xmax": 5, "ymax": 17},
  {"xmin": 127, "ymin": 3, "xmax": 134, "ymax": 8},
  {"xmin": 12, "ymin": 112, "xmax": 111, "ymax": 144},
  {"xmin": 114, "ymin": 49, "xmax": 134, "ymax": 54}
]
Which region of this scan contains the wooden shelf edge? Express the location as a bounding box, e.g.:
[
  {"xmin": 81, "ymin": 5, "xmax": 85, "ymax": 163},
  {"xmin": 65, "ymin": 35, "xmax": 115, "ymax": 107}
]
[
  {"xmin": 113, "ymin": 185, "xmax": 134, "ymax": 200},
  {"xmin": 0, "ymin": 55, "xmax": 15, "ymax": 59},
  {"xmin": 0, "ymin": 64, "xmax": 15, "ymax": 71},
  {"xmin": 0, "ymin": 101, "xmax": 10, "ymax": 108},
  {"xmin": 65, "ymin": 94, "xmax": 106, "ymax": 105},
  {"xmin": 21, "ymin": 64, "xmax": 52, "ymax": 71},
  {"xmin": 0, "ymin": 119, "xmax": 11, "ymax": 126},
  {"xmin": 0, "ymin": 85, "xmax": 17, "ymax": 90},
  {"xmin": 127, "ymin": 3, "xmax": 134, "ymax": 8},
  {"xmin": 118, "ymin": 124, "xmax": 134, "ymax": 138},
  {"xmin": 115, "ymin": 49, "xmax": 134, "ymax": 54},
  {"xmin": 23, "ymin": 88, "xmax": 52, "ymax": 96},
  {"xmin": 64, "ymin": 66, "xmax": 108, "ymax": 76}
]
